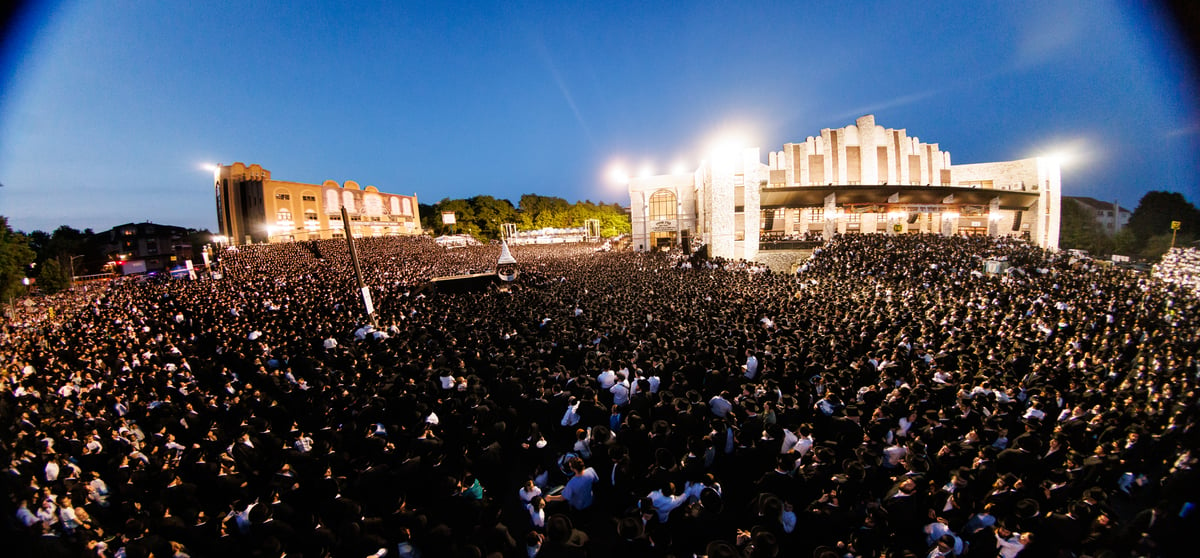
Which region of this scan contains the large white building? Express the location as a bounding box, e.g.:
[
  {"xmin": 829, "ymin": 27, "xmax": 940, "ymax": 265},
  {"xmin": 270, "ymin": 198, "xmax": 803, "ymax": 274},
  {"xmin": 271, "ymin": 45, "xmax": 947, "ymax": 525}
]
[{"xmin": 629, "ymin": 115, "xmax": 1061, "ymax": 259}]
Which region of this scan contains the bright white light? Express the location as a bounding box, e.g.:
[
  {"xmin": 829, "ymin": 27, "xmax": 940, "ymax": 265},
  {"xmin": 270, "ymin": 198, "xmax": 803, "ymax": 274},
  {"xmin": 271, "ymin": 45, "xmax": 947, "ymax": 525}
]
[
  {"xmin": 1035, "ymin": 137, "xmax": 1095, "ymax": 170},
  {"xmin": 709, "ymin": 134, "xmax": 747, "ymax": 160},
  {"xmin": 942, "ymin": 211, "xmax": 960, "ymax": 220},
  {"xmin": 211, "ymin": 234, "xmax": 227, "ymax": 244},
  {"xmin": 638, "ymin": 163, "xmax": 654, "ymax": 178},
  {"xmin": 265, "ymin": 225, "xmax": 276, "ymax": 236},
  {"xmin": 671, "ymin": 161, "xmax": 688, "ymax": 175},
  {"xmin": 989, "ymin": 212, "xmax": 1003, "ymax": 222},
  {"xmin": 608, "ymin": 164, "xmax": 630, "ymax": 185},
  {"xmin": 888, "ymin": 210, "xmax": 908, "ymax": 220}
]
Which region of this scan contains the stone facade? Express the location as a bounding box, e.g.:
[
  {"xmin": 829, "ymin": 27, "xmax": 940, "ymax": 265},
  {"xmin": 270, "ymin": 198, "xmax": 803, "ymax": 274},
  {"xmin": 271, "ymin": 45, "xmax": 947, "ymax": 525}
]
[
  {"xmin": 628, "ymin": 115, "xmax": 1062, "ymax": 258},
  {"xmin": 215, "ymin": 162, "xmax": 421, "ymax": 245}
]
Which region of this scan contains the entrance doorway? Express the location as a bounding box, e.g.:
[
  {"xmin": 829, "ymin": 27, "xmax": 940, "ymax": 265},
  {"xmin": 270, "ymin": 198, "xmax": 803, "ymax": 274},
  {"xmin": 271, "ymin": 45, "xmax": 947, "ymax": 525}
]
[{"xmin": 651, "ymin": 231, "xmax": 676, "ymax": 250}]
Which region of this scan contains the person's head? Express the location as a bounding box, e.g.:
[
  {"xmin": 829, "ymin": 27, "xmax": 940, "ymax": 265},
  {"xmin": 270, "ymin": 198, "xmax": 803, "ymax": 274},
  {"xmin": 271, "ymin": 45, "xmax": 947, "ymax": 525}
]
[{"xmin": 567, "ymin": 456, "xmax": 584, "ymax": 474}]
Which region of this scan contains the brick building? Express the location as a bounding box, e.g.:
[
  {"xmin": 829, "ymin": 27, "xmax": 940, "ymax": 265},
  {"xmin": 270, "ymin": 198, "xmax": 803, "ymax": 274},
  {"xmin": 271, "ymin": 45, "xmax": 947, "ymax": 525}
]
[{"xmin": 214, "ymin": 162, "xmax": 421, "ymax": 245}]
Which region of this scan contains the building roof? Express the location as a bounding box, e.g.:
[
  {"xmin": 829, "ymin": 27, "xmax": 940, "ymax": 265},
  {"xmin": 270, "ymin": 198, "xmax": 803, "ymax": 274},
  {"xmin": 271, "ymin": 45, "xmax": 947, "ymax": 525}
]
[
  {"xmin": 1065, "ymin": 196, "xmax": 1131, "ymax": 213},
  {"xmin": 756, "ymin": 185, "xmax": 1040, "ymax": 211}
]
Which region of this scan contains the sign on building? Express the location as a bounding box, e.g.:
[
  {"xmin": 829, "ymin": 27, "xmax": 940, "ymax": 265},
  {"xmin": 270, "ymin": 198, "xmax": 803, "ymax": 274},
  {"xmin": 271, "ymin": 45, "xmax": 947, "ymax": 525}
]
[{"xmin": 441, "ymin": 212, "xmax": 456, "ymax": 225}]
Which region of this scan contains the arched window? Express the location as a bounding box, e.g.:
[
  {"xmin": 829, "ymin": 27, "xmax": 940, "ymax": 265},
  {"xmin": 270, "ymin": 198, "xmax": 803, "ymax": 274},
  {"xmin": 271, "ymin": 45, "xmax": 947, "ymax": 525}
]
[
  {"xmin": 364, "ymin": 193, "xmax": 384, "ymax": 216},
  {"xmin": 342, "ymin": 191, "xmax": 357, "ymax": 213},
  {"xmin": 277, "ymin": 208, "xmax": 293, "ymax": 222},
  {"xmin": 649, "ymin": 190, "xmax": 677, "ymax": 220},
  {"xmin": 401, "ymin": 198, "xmax": 413, "ymax": 216},
  {"xmin": 390, "ymin": 197, "xmax": 402, "ymax": 215},
  {"xmin": 305, "ymin": 210, "xmax": 318, "ymax": 222},
  {"xmin": 325, "ymin": 189, "xmax": 340, "ymax": 213}
]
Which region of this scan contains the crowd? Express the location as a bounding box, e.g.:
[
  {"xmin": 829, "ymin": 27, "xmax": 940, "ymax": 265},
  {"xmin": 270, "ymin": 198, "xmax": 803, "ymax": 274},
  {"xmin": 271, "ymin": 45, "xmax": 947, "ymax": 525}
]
[
  {"xmin": 1, "ymin": 232, "xmax": 1197, "ymax": 558},
  {"xmin": 1153, "ymin": 247, "xmax": 1200, "ymax": 296}
]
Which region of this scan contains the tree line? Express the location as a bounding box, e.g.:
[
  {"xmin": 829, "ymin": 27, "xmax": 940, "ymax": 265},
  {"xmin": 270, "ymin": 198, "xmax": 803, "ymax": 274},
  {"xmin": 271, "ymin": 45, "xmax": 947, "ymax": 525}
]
[{"xmin": 418, "ymin": 194, "xmax": 631, "ymax": 239}]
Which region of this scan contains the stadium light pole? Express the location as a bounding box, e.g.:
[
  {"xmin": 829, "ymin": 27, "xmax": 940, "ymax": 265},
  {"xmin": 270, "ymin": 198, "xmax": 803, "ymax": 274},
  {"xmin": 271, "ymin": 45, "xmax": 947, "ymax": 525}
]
[{"xmin": 340, "ymin": 207, "xmax": 378, "ymax": 328}]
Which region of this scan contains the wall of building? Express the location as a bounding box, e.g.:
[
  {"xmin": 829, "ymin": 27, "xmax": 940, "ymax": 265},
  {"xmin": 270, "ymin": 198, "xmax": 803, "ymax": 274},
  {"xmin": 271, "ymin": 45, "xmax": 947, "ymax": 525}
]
[
  {"xmin": 216, "ymin": 163, "xmax": 421, "ymax": 244},
  {"xmin": 628, "ymin": 115, "xmax": 1063, "ymax": 256},
  {"xmin": 628, "ymin": 173, "xmax": 696, "ymax": 252},
  {"xmin": 952, "ymin": 157, "xmax": 1060, "ymax": 247},
  {"xmin": 773, "ymin": 115, "xmax": 951, "ymax": 187}
]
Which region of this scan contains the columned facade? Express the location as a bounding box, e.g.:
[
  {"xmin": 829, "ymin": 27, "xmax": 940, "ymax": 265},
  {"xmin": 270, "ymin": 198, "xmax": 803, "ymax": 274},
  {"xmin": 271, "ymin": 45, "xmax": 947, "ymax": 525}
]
[
  {"xmin": 214, "ymin": 162, "xmax": 421, "ymax": 245},
  {"xmin": 628, "ymin": 115, "xmax": 1062, "ymax": 259}
]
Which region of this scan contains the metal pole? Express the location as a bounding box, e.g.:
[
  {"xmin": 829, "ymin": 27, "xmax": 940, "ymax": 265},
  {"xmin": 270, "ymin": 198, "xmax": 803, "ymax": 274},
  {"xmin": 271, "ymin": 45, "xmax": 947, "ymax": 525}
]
[
  {"xmin": 341, "ymin": 207, "xmax": 377, "ymax": 327},
  {"xmin": 69, "ymin": 255, "xmax": 82, "ymax": 290}
]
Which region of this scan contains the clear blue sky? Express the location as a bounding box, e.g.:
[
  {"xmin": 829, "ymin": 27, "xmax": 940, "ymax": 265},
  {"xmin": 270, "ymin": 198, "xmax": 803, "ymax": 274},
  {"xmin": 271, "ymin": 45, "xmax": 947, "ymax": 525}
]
[{"xmin": 1, "ymin": 1, "xmax": 1197, "ymax": 233}]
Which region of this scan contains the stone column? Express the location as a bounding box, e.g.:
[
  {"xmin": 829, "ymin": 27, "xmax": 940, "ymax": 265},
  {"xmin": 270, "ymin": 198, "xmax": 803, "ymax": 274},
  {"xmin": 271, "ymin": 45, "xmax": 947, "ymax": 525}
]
[{"xmin": 823, "ymin": 193, "xmax": 837, "ymax": 239}]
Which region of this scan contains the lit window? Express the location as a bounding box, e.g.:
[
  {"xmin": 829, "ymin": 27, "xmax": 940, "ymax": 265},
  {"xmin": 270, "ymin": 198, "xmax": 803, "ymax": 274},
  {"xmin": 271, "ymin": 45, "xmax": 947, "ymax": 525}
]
[{"xmin": 649, "ymin": 190, "xmax": 677, "ymax": 220}]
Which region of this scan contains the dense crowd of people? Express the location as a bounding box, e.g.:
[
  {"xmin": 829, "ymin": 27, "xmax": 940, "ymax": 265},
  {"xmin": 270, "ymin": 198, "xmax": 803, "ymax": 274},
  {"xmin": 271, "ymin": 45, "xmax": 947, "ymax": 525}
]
[
  {"xmin": 2, "ymin": 232, "xmax": 1197, "ymax": 558},
  {"xmin": 1153, "ymin": 247, "xmax": 1200, "ymax": 295}
]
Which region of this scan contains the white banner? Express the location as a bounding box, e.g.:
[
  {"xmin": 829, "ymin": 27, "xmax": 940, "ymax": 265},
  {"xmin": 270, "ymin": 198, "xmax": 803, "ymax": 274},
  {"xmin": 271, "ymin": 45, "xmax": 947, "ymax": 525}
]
[
  {"xmin": 361, "ymin": 287, "xmax": 375, "ymax": 315},
  {"xmin": 651, "ymin": 220, "xmax": 676, "ymax": 232}
]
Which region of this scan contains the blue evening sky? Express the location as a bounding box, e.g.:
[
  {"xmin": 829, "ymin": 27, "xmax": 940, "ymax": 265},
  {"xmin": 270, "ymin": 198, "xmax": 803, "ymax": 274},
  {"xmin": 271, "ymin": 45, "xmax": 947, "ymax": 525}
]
[{"xmin": 1, "ymin": 1, "xmax": 1197, "ymax": 233}]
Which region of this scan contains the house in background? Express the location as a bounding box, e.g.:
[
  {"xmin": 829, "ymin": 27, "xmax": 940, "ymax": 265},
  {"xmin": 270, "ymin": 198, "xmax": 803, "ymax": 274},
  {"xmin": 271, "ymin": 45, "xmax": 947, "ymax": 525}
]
[
  {"xmin": 1064, "ymin": 196, "xmax": 1131, "ymax": 235},
  {"xmin": 93, "ymin": 222, "xmax": 193, "ymax": 274}
]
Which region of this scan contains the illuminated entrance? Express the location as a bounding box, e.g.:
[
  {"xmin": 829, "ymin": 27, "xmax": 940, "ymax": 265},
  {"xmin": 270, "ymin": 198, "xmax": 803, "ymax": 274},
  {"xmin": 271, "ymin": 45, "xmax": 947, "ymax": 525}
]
[{"xmin": 648, "ymin": 189, "xmax": 678, "ymax": 249}]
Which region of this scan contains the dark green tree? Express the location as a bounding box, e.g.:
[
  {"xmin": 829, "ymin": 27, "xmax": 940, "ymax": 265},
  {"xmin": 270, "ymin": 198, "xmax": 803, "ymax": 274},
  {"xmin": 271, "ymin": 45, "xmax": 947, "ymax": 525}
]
[
  {"xmin": 1142, "ymin": 232, "xmax": 1196, "ymax": 261},
  {"xmin": 1126, "ymin": 191, "xmax": 1200, "ymax": 252},
  {"xmin": 0, "ymin": 216, "xmax": 36, "ymax": 301},
  {"xmin": 1059, "ymin": 199, "xmax": 1114, "ymax": 256},
  {"xmin": 36, "ymin": 258, "xmax": 70, "ymax": 294}
]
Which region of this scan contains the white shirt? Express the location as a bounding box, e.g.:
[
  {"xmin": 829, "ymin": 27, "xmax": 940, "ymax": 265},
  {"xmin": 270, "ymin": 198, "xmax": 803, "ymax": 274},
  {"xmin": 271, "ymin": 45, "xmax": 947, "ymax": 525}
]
[
  {"xmin": 610, "ymin": 381, "xmax": 631, "ymax": 406},
  {"xmin": 647, "ymin": 489, "xmax": 689, "ymax": 522}
]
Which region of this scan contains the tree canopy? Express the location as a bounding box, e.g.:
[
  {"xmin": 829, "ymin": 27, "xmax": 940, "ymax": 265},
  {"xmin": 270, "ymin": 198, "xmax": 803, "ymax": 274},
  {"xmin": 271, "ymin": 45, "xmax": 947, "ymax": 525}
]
[
  {"xmin": 1125, "ymin": 191, "xmax": 1199, "ymax": 260},
  {"xmin": 420, "ymin": 194, "xmax": 629, "ymax": 239},
  {"xmin": 1059, "ymin": 198, "xmax": 1114, "ymax": 257},
  {"xmin": 0, "ymin": 216, "xmax": 35, "ymax": 301}
]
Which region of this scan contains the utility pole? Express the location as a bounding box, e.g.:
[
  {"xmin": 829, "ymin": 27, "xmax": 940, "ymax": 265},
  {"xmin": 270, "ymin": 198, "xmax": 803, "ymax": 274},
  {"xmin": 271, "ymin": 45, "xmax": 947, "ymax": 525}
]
[
  {"xmin": 341, "ymin": 207, "xmax": 378, "ymax": 327},
  {"xmin": 69, "ymin": 255, "xmax": 83, "ymax": 290}
]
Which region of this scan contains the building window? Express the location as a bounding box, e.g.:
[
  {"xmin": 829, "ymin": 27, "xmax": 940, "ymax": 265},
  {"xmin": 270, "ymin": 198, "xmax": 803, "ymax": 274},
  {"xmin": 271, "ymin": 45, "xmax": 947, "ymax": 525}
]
[
  {"xmin": 277, "ymin": 208, "xmax": 293, "ymax": 222},
  {"xmin": 302, "ymin": 195, "xmax": 317, "ymax": 202},
  {"xmin": 846, "ymin": 212, "xmax": 861, "ymax": 223},
  {"xmin": 305, "ymin": 210, "xmax": 319, "ymax": 222},
  {"xmin": 649, "ymin": 190, "xmax": 677, "ymax": 221},
  {"xmin": 275, "ymin": 193, "xmax": 291, "ymax": 200},
  {"xmin": 810, "ymin": 209, "xmax": 824, "ymax": 222}
]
